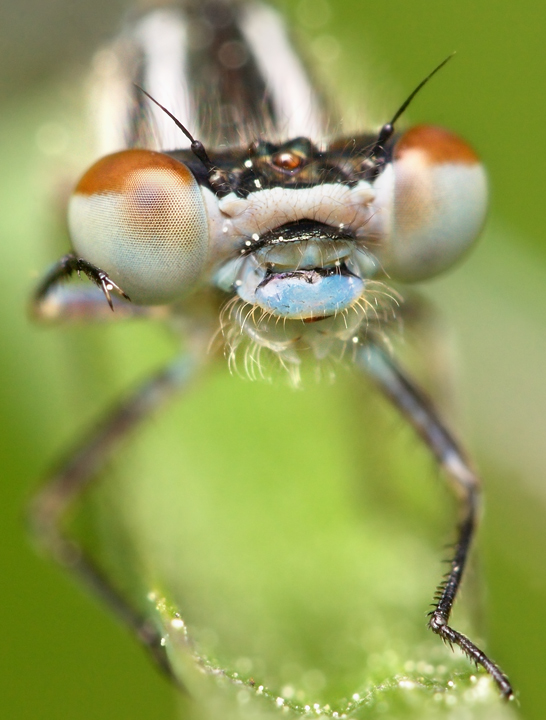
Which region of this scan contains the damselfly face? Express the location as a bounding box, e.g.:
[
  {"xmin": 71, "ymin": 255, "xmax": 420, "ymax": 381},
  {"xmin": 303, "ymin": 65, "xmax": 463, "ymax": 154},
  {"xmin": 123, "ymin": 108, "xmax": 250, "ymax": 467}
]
[
  {"xmin": 34, "ymin": 2, "xmax": 487, "ymax": 379},
  {"xmin": 32, "ymin": 0, "xmax": 514, "ymax": 705},
  {"xmin": 67, "ymin": 120, "xmax": 486, "ymax": 375}
]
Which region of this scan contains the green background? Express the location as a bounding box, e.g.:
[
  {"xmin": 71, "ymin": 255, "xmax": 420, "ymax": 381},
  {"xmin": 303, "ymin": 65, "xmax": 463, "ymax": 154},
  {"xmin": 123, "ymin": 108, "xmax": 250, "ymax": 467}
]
[{"xmin": 1, "ymin": 0, "xmax": 546, "ymax": 718}]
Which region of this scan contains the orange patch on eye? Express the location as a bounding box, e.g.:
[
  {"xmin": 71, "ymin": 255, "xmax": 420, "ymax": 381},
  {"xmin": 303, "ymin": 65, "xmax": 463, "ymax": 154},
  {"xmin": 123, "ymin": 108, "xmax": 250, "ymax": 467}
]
[
  {"xmin": 394, "ymin": 125, "xmax": 480, "ymax": 165},
  {"xmin": 74, "ymin": 149, "xmax": 194, "ymax": 196},
  {"xmin": 272, "ymin": 151, "xmax": 303, "ymax": 171}
]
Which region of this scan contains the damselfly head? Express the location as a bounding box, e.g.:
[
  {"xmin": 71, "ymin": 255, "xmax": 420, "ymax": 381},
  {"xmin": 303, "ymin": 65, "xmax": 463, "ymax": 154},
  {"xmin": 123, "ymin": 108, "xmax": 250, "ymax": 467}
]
[
  {"xmin": 68, "ymin": 124, "xmax": 486, "ymax": 304},
  {"xmin": 66, "ymin": 42, "xmax": 487, "ymax": 378}
]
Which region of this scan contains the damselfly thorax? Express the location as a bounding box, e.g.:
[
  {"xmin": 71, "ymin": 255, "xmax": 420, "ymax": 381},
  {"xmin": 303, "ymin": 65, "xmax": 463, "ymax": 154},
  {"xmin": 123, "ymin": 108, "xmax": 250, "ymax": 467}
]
[{"xmin": 32, "ymin": 0, "xmax": 513, "ymax": 701}]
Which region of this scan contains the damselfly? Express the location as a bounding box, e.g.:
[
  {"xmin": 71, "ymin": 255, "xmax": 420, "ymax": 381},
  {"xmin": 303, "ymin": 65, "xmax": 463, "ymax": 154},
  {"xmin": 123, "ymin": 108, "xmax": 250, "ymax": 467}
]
[{"xmin": 31, "ymin": 0, "xmax": 513, "ymax": 706}]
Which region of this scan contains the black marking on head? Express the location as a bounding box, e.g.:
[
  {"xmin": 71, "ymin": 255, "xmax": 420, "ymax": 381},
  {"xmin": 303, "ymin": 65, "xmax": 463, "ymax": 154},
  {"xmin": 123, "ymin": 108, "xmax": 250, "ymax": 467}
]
[
  {"xmin": 240, "ymin": 220, "xmax": 355, "ymax": 256},
  {"xmin": 257, "ymin": 262, "xmax": 357, "ymax": 290},
  {"xmin": 166, "ymin": 132, "xmax": 396, "ymax": 197}
]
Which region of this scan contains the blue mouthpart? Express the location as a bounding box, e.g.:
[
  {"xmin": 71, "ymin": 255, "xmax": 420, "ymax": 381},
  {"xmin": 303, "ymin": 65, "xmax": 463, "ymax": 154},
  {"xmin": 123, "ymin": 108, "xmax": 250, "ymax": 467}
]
[{"xmin": 254, "ymin": 270, "xmax": 365, "ymax": 319}]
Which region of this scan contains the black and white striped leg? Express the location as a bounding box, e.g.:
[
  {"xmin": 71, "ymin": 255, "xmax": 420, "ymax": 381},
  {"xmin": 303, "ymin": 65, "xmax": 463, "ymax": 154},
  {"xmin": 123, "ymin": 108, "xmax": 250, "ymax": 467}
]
[
  {"xmin": 29, "ymin": 356, "xmax": 197, "ymax": 684},
  {"xmin": 358, "ymin": 342, "xmax": 513, "ymax": 699}
]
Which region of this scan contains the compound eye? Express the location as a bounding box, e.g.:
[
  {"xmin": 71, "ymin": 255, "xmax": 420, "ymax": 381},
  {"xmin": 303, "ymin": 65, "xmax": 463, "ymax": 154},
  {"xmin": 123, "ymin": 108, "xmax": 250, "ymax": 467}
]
[
  {"xmin": 377, "ymin": 125, "xmax": 488, "ymax": 282},
  {"xmin": 68, "ymin": 149, "xmax": 209, "ymax": 305}
]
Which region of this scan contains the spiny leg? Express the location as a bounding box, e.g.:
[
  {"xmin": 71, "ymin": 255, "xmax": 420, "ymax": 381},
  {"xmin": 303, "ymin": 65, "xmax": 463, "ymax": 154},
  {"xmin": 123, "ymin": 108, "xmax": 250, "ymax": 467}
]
[
  {"xmin": 29, "ymin": 355, "xmax": 198, "ymax": 683},
  {"xmin": 34, "ymin": 253, "xmax": 130, "ymax": 311},
  {"xmin": 358, "ymin": 342, "xmax": 513, "ymax": 699}
]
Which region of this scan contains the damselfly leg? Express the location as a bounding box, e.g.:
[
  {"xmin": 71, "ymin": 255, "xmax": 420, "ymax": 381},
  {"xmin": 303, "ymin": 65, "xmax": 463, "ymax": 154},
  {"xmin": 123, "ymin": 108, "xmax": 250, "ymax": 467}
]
[
  {"xmin": 359, "ymin": 343, "xmax": 513, "ymax": 698},
  {"xmin": 29, "ymin": 349, "xmax": 200, "ymax": 684}
]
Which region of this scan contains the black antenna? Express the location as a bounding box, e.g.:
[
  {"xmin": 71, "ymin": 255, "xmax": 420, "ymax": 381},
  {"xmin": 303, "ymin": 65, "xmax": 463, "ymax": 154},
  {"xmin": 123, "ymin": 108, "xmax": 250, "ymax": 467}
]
[
  {"xmin": 367, "ymin": 53, "xmax": 456, "ymax": 165},
  {"xmin": 135, "ymin": 85, "xmax": 216, "ymax": 174}
]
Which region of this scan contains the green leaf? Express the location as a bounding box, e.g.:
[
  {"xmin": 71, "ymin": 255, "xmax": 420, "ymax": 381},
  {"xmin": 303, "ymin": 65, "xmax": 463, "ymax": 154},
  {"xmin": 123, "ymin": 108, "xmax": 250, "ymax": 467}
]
[{"xmin": 80, "ymin": 359, "xmax": 519, "ymax": 719}]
